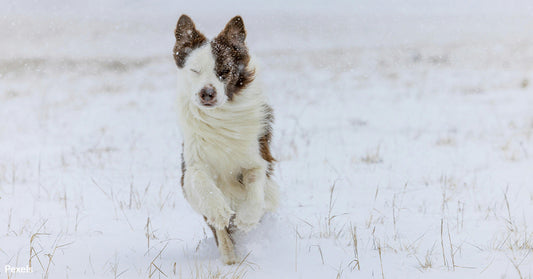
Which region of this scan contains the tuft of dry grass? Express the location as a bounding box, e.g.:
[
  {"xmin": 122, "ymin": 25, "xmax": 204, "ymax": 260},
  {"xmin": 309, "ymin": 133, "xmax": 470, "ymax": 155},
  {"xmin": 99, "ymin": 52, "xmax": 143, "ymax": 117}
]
[
  {"xmin": 28, "ymin": 225, "xmax": 73, "ymax": 279},
  {"xmin": 317, "ymin": 182, "xmax": 347, "ymax": 239},
  {"xmin": 148, "ymin": 243, "xmax": 168, "ymax": 278},
  {"xmin": 415, "ymin": 246, "xmax": 435, "ymax": 271},
  {"xmin": 497, "ymin": 190, "xmax": 533, "ymax": 253},
  {"xmin": 507, "ymin": 252, "xmax": 531, "ymax": 279},
  {"xmin": 361, "ymin": 146, "xmax": 383, "ymax": 164},
  {"xmin": 435, "ymin": 137, "xmax": 456, "ymax": 146},
  {"xmin": 108, "ymin": 255, "xmax": 128, "ymax": 279}
]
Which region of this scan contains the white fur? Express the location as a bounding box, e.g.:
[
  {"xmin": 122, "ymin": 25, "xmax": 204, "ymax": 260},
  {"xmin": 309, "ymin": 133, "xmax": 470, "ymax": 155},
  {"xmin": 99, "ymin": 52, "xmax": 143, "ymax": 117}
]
[{"xmin": 177, "ymin": 43, "xmax": 279, "ymax": 238}]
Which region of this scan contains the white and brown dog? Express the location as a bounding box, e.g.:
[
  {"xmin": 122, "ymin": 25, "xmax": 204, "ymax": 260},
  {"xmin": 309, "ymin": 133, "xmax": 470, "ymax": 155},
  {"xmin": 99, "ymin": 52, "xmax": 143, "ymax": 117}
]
[{"xmin": 173, "ymin": 15, "xmax": 279, "ymax": 264}]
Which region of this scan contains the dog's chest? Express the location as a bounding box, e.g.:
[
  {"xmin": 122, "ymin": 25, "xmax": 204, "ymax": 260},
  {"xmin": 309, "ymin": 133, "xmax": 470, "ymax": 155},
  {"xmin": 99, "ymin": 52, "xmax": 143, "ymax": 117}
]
[
  {"xmin": 194, "ymin": 133, "xmax": 256, "ymax": 168},
  {"xmin": 180, "ymin": 107, "xmax": 263, "ymax": 176}
]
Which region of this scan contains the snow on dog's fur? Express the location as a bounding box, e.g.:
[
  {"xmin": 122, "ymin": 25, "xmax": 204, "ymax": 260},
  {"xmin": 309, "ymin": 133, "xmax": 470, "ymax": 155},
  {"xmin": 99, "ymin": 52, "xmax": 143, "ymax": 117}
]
[{"xmin": 173, "ymin": 15, "xmax": 279, "ymax": 264}]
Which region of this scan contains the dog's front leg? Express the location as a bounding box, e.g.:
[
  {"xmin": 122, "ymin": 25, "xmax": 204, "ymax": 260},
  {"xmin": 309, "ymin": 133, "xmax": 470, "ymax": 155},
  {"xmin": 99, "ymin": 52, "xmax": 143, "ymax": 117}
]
[
  {"xmin": 234, "ymin": 167, "xmax": 266, "ymax": 231},
  {"xmin": 183, "ymin": 166, "xmax": 234, "ymax": 230}
]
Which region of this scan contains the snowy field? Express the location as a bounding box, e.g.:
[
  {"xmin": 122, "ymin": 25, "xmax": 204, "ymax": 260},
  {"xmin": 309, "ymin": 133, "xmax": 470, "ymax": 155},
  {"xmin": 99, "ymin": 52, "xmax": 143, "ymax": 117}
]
[{"xmin": 1, "ymin": 0, "xmax": 533, "ymax": 278}]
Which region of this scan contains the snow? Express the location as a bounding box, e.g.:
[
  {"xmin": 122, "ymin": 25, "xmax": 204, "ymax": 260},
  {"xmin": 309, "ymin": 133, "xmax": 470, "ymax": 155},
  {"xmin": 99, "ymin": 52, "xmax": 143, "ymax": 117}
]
[{"xmin": 1, "ymin": 0, "xmax": 533, "ymax": 278}]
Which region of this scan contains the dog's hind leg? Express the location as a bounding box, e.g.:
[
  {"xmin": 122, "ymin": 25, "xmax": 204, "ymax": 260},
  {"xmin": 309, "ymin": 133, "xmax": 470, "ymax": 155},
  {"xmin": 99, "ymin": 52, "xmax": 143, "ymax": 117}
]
[
  {"xmin": 216, "ymin": 227, "xmax": 237, "ymax": 265},
  {"xmin": 206, "ymin": 218, "xmax": 237, "ymax": 265},
  {"xmin": 264, "ymin": 178, "xmax": 279, "ymax": 212},
  {"xmin": 211, "ymin": 227, "xmax": 237, "ymax": 264}
]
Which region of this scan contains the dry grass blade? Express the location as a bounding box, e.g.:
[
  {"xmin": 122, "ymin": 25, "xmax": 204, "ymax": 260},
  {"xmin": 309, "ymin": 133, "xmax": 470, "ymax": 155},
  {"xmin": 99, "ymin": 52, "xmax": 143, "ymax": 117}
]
[
  {"xmin": 378, "ymin": 243, "xmax": 385, "ymax": 279},
  {"xmin": 440, "ymin": 218, "xmax": 447, "ymax": 267},
  {"xmin": 148, "ymin": 243, "xmax": 168, "ymax": 278},
  {"xmin": 309, "ymin": 245, "xmax": 325, "ymax": 265},
  {"xmin": 447, "ymin": 222, "xmax": 455, "ymax": 271},
  {"xmin": 349, "ymin": 224, "xmax": 360, "ymax": 271}
]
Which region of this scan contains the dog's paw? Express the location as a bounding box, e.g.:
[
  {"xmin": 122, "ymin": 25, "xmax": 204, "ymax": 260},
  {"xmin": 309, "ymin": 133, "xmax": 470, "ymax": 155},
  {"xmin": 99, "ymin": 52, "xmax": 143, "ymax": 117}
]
[
  {"xmin": 204, "ymin": 200, "xmax": 234, "ymax": 230},
  {"xmin": 221, "ymin": 253, "xmax": 238, "ymax": 265},
  {"xmin": 234, "ymin": 206, "xmax": 264, "ymax": 232}
]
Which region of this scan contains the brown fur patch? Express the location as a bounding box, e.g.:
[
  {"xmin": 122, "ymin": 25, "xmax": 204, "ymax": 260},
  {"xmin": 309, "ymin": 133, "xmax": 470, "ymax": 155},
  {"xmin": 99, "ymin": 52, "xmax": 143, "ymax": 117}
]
[
  {"xmin": 173, "ymin": 15, "xmax": 207, "ymax": 68},
  {"xmin": 211, "ymin": 16, "xmax": 255, "ymax": 101},
  {"xmin": 260, "ymin": 105, "xmax": 275, "ymax": 177}
]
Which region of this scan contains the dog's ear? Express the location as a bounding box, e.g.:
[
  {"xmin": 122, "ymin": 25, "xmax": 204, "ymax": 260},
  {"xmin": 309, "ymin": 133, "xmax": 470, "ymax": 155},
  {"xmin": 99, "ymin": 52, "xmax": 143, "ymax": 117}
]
[
  {"xmin": 175, "ymin": 15, "xmax": 198, "ymax": 42},
  {"xmin": 173, "ymin": 14, "xmax": 206, "ymax": 68},
  {"xmin": 217, "ymin": 16, "xmax": 247, "ymax": 46}
]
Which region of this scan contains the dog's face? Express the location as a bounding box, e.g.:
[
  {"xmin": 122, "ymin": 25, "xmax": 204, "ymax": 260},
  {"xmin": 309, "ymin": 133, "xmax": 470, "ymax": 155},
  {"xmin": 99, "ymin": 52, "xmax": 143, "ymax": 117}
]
[{"xmin": 173, "ymin": 15, "xmax": 254, "ymax": 109}]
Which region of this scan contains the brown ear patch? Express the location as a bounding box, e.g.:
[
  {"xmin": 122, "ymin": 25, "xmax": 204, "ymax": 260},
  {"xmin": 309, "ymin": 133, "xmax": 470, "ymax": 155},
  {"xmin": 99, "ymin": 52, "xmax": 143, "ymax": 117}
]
[
  {"xmin": 211, "ymin": 16, "xmax": 254, "ymax": 100},
  {"xmin": 173, "ymin": 14, "xmax": 207, "ymax": 68}
]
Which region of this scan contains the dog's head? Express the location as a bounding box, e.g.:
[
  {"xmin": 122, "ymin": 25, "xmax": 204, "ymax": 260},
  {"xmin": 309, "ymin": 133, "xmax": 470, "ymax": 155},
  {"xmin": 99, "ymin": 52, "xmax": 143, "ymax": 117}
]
[{"xmin": 173, "ymin": 15, "xmax": 254, "ymax": 109}]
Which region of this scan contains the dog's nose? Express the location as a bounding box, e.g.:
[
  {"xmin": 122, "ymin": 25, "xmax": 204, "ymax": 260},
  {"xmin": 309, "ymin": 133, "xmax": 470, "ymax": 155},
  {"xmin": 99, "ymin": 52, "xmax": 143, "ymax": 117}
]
[{"xmin": 199, "ymin": 85, "xmax": 217, "ymax": 106}]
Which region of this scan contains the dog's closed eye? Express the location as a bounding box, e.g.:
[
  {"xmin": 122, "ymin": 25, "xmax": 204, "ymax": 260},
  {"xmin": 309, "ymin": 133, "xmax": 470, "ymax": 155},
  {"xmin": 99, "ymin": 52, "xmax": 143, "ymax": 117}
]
[{"xmin": 190, "ymin": 69, "xmax": 200, "ymax": 74}]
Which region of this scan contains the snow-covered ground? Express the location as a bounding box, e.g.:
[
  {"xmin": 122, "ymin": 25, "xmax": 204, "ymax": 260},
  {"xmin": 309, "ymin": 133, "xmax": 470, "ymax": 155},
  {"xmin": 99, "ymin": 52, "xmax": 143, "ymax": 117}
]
[{"xmin": 1, "ymin": 1, "xmax": 533, "ymax": 278}]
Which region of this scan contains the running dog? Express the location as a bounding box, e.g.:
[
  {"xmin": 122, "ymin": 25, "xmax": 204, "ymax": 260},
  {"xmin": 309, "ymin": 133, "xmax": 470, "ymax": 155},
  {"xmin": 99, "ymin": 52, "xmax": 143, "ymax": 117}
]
[{"xmin": 173, "ymin": 14, "xmax": 279, "ymax": 264}]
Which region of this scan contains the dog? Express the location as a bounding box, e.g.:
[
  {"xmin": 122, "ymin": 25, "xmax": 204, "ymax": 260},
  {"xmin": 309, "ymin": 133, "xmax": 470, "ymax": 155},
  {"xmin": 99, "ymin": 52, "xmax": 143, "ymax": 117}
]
[{"xmin": 173, "ymin": 14, "xmax": 279, "ymax": 264}]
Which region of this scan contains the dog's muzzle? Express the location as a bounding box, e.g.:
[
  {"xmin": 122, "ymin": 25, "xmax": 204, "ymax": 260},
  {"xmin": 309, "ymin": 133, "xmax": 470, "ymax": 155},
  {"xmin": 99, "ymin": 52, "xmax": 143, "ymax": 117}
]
[{"xmin": 199, "ymin": 84, "xmax": 217, "ymax": 107}]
